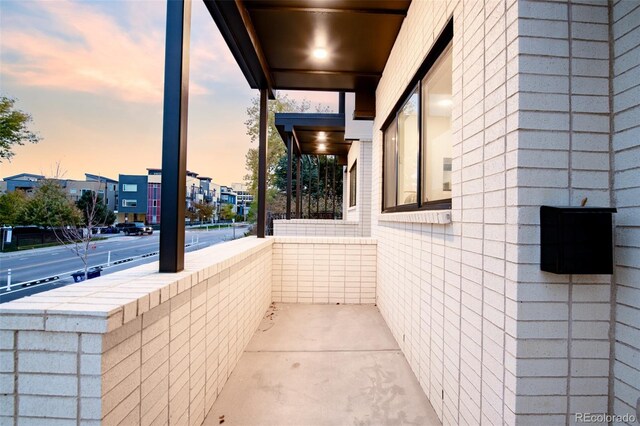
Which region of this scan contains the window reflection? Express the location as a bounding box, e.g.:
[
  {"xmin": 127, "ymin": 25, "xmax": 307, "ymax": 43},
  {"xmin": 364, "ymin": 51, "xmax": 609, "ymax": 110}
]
[{"xmin": 422, "ymin": 45, "xmax": 453, "ymax": 203}]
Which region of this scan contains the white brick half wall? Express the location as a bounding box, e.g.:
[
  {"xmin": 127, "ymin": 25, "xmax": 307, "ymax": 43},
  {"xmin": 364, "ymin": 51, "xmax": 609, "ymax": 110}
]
[
  {"xmin": 273, "ymin": 219, "xmax": 360, "ymax": 237},
  {"xmin": 0, "ymin": 238, "xmax": 273, "ymax": 426},
  {"xmin": 0, "ymin": 236, "xmax": 380, "ymax": 425},
  {"xmin": 272, "ymin": 237, "xmax": 377, "ymax": 304}
]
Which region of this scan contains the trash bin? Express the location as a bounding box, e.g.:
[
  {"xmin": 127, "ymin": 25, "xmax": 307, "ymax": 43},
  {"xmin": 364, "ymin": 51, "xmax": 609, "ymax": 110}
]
[{"xmin": 71, "ymin": 267, "xmax": 102, "ymax": 282}]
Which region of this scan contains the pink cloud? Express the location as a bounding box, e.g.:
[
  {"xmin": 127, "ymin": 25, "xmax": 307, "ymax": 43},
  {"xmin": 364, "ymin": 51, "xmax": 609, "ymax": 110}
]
[{"xmin": 0, "ymin": 0, "xmax": 242, "ymax": 103}]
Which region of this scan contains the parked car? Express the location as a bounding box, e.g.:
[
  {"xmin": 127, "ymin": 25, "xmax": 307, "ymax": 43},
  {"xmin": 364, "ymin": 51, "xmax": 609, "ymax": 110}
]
[
  {"xmin": 121, "ymin": 222, "xmax": 153, "ymax": 236},
  {"xmin": 91, "ymin": 226, "xmax": 118, "ymax": 235}
]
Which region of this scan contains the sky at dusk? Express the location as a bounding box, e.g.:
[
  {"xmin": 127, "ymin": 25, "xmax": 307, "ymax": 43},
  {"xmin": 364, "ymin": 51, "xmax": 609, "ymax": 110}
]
[{"xmin": 0, "ymin": 0, "xmax": 338, "ymax": 184}]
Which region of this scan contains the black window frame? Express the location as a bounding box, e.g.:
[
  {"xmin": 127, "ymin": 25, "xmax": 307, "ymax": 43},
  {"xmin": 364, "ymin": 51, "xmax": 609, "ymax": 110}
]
[
  {"xmin": 381, "ymin": 19, "xmax": 454, "ymax": 214},
  {"xmin": 349, "ymin": 160, "xmax": 357, "ymax": 208}
]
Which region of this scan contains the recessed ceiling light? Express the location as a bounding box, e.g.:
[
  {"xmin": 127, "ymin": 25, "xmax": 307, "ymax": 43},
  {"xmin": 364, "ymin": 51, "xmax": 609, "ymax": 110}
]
[
  {"xmin": 317, "ymin": 131, "xmax": 327, "ymax": 141},
  {"xmin": 318, "ymin": 143, "xmax": 326, "ymax": 151},
  {"xmin": 313, "ymin": 48, "xmax": 328, "ymax": 60}
]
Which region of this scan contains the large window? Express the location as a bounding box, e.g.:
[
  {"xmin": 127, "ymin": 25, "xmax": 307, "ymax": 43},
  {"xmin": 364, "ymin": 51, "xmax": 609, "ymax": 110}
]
[
  {"xmin": 122, "ymin": 199, "xmax": 137, "ymax": 207},
  {"xmin": 349, "ymin": 161, "xmax": 357, "ymax": 207},
  {"xmin": 122, "ymin": 184, "xmax": 138, "ymax": 192},
  {"xmin": 382, "ymin": 35, "xmax": 453, "ymax": 212}
]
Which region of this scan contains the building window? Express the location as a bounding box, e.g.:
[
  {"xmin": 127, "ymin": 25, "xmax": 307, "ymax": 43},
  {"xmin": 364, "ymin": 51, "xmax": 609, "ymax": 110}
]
[
  {"xmin": 349, "ymin": 161, "xmax": 357, "ymax": 207},
  {"xmin": 422, "ymin": 45, "xmax": 453, "ymax": 203},
  {"xmin": 122, "ymin": 184, "xmax": 138, "ymax": 192},
  {"xmin": 382, "ymin": 25, "xmax": 453, "ymax": 212},
  {"xmin": 122, "ymin": 199, "xmax": 137, "ymax": 207}
]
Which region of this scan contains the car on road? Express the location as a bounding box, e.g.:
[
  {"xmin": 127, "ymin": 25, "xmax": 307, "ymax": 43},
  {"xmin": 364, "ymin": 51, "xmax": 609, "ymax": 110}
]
[
  {"xmin": 121, "ymin": 222, "xmax": 153, "ymax": 236},
  {"xmin": 71, "ymin": 267, "xmax": 102, "ymax": 282}
]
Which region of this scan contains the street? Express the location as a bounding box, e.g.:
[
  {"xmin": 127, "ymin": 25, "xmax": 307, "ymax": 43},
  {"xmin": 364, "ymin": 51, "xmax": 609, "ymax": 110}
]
[{"xmin": 0, "ymin": 225, "xmax": 250, "ymax": 303}]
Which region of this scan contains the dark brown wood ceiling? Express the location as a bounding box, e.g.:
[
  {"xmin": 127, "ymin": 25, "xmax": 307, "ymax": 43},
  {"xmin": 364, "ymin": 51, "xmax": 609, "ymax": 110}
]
[{"xmin": 208, "ymin": 0, "xmax": 411, "ymax": 93}]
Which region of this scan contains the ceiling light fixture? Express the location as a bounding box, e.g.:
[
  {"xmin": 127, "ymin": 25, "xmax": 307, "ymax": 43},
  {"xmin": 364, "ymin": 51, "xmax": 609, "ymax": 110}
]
[
  {"xmin": 317, "ymin": 131, "xmax": 327, "ymax": 141},
  {"xmin": 313, "ymin": 48, "xmax": 328, "ymax": 60},
  {"xmin": 318, "ymin": 143, "xmax": 327, "ymax": 151},
  {"xmin": 438, "ymin": 98, "xmax": 453, "ymax": 107}
]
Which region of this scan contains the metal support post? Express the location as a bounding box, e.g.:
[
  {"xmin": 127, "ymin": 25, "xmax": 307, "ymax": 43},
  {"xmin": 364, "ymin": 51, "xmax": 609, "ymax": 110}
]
[
  {"xmin": 257, "ymin": 88, "xmax": 268, "ymax": 238},
  {"xmin": 286, "ymin": 133, "xmax": 293, "ymax": 220},
  {"xmin": 159, "ymin": 0, "xmax": 191, "ymax": 272}
]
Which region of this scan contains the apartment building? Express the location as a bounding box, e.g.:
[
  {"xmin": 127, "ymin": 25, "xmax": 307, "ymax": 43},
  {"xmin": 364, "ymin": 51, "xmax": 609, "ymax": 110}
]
[
  {"xmin": 118, "ymin": 169, "xmax": 218, "ymax": 224},
  {"xmin": 1, "ymin": 172, "xmax": 118, "ymax": 211}
]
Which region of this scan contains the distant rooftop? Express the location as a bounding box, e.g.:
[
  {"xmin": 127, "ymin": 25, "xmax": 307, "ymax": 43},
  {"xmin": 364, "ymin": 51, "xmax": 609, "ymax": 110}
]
[
  {"xmin": 85, "ymin": 173, "xmax": 118, "ymax": 183},
  {"xmin": 3, "ymin": 173, "xmax": 45, "ymax": 181}
]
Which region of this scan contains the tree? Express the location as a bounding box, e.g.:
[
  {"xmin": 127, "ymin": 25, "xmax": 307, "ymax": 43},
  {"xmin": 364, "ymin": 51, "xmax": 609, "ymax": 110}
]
[
  {"xmin": 17, "ymin": 180, "xmax": 81, "ymax": 227},
  {"xmin": 185, "ymin": 209, "xmax": 198, "ymax": 223},
  {"xmin": 194, "ymin": 202, "xmax": 214, "ymax": 223},
  {"xmin": 0, "ymin": 97, "xmax": 42, "ymax": 162},
  {"xmin": 56, "ymin": 189, "xmax": 106, "ymax": 281},
  {"xmin": 219, "ymin": 204, "xmax": 235, "ymax": 221},
  {"xmin": 76, "ymin": 191, "xmax": 115, "ymax": 226},
  {"xmin": 0, "ymin": 190, "xmax": 27, "ymax": 225}
]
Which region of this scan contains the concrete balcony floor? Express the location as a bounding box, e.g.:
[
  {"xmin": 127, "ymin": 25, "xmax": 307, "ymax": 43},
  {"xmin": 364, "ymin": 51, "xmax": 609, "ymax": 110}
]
[{"xmin": 204, "ymin": 303, "xmax": 440, "ymax": 425}]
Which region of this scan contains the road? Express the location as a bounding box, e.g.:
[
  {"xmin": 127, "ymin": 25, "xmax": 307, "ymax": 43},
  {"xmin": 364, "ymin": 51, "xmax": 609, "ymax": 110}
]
[{"xmin": 0, "ymin": 225, "xmax": 250, "ymax": 303}]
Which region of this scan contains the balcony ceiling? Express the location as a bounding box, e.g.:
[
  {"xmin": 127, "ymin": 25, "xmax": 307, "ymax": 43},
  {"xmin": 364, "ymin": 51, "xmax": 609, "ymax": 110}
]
[
  {"xmin": 275, "ymin": 112, "xmax": 349, "ymax": 163},
  {"xmin": 204, "ymin": 0, "xmax": 411, "ymax": 95}
]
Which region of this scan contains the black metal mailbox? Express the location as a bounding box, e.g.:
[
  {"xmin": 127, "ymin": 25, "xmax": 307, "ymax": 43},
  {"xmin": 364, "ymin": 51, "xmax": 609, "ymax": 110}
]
[{"xmin": 540, "ymin": 206, "xmax": 616, "ymax": 274}]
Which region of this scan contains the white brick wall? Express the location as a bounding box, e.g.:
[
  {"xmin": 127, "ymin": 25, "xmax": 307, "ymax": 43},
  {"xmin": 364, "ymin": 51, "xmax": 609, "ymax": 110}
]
[
  {"xmin": 346, "ymin": 140, "xmax": 360, "ymax": 222},
  {"xmin": 273, "ymin": 219, "xmax": 359, "ymax": 237},
  {"xmin": 272, "ymin": 237, "xmax": 376, "ymax": 304},
  {"xmin": 372, "ymin": 1, "xmax": 516, "ymax": 424},
  {"xmin": 373, "ymin": 1, "xmax": 639, "ymax": 424},
  {"xmin": 345, "ymin": 139, "xmax": 373, "ymax": 237},
  {"xmin": 510, "ymin": 1, "xmax": 615, "ymax": 424},
  {"xmin": 612, "ymin": 0, "xmax": 640, "ymax": 420}
]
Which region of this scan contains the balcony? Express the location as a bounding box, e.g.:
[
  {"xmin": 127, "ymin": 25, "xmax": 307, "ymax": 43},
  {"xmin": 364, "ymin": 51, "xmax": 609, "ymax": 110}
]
[{"xmin": 0, "ymin": 236, "xmax": 440, "ymax": 425}]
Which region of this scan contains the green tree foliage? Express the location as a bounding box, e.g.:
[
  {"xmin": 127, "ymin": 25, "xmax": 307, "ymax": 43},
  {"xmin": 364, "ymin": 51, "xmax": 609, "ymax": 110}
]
[
  {"xmin": 0, "ymin": 97, "xmax": 41, "ymax": 162},
  {"xmin": 0, "ymin": 190, "xmax": 27, "ymax": 225},
  {"xmin": 76, "ymin": 191, "xmax": 116, "ymax": 226},
  {"xmin": 194, "ymin": 202, "xmax": 215, "ymax": 222},
  {"xmin": 17, "ymin": 180, "xmax": 81, "ymax": 226},
  {"xmin": 219, "ymin": 204, "xmax": 235, "ymax": 221}
]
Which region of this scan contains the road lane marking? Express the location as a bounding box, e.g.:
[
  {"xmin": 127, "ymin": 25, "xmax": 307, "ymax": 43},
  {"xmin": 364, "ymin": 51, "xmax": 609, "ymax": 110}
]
[
  {"xmin": 0, "ymin": 228, "xmax": 249, "ymax": 274},
  {"xmin": 1, "ymin": 240, "xmax": 161, "ymax": 272}
]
